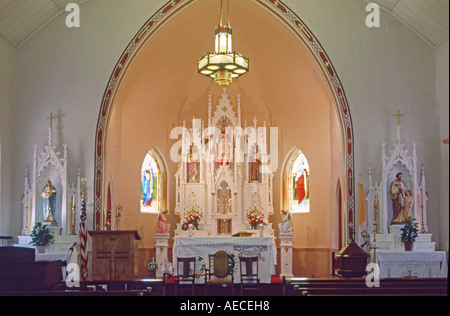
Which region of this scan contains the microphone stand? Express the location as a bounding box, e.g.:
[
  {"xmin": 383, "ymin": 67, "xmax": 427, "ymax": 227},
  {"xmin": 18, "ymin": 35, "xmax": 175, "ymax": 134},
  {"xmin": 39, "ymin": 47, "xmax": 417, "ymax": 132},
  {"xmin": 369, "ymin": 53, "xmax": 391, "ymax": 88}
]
[{"xmin": 65, "ymin": 243, "xmax": 77, "ymax": 281}]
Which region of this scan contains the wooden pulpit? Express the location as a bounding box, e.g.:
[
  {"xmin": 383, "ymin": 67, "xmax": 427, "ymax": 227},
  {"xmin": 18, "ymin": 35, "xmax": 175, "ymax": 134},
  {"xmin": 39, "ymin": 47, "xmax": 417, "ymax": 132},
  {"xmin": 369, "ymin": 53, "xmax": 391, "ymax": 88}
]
[{"xmin": 89, "ymin": 230, "xmax": 141, "ymax": 281}]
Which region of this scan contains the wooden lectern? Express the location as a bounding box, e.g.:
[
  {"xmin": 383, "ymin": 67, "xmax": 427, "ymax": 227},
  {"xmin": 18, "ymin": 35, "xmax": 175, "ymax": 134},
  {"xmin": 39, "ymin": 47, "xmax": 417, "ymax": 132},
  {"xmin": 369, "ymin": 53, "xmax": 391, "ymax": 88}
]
[{"xmin": 89, "ymin": 230, "xmax": 141, "ymax": 281}]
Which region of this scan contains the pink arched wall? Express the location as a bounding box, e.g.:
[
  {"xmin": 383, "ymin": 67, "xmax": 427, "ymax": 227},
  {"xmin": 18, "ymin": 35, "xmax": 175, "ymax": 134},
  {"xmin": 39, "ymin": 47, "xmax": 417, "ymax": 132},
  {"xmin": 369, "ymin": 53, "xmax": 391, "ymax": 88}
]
[{"xmin": 94, "ymin": 0, "xmax": 354, "ymax": 274}]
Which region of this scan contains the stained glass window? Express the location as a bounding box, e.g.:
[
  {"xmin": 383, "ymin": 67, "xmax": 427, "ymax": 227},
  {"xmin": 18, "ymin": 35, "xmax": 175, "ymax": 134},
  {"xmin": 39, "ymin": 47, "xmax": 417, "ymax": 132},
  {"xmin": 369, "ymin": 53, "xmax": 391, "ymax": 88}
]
[
  {"xmin": 141, "ymin": 152, "xmax": 160, "ymax": 213},
  {"xmin": 290, "ymin": 151, "xmax": 310, "ymax": 213}
]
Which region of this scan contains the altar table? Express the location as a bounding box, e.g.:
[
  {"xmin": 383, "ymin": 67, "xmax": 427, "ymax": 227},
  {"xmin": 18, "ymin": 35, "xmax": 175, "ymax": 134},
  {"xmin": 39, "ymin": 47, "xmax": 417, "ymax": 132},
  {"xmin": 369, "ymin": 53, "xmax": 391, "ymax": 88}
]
[
  {"xmin": 173, "ymin": 237, "xmax": 277, "ymax": 284},
  {"xmin": 35, "ymin": 253, "xmax": 67, "ymax": 262},
  {"xmin": 376, "ymin": 251, "xmax": 448, "ymax": 279}
]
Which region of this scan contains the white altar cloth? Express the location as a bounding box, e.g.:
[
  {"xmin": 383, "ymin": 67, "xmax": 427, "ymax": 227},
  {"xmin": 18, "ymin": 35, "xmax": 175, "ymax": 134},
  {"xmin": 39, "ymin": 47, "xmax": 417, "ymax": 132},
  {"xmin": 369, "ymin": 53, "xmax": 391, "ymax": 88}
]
[
  {"xmin": 376, "ymin": 251, "xmax": 448, "ymax": 279},
  {"xmin": 35, "ymin": 253, "xmax": 68, "ymax": 262},
  {"xmin": 173, "ymin": 237, "xmax": 277, "ymax": 284}
]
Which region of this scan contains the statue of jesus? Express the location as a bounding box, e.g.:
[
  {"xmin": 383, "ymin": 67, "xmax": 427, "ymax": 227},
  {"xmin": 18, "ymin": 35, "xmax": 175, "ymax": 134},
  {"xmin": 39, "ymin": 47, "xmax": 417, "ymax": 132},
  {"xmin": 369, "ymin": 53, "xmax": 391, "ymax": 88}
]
[
  {"xmin": 215, "ymin": 124, "xmax": 232, "ymax": 167},
  {"xmin": 250, "ymin": 151, "xmax": 261, "ymax": 182}
]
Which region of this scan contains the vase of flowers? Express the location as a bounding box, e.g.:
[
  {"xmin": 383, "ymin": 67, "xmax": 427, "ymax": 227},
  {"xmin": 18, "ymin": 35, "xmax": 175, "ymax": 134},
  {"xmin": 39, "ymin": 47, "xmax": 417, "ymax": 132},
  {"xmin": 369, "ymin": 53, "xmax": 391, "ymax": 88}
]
[
  {"xmin": 247, "ymin": 211, "xmax": 266, "ymax": 230},
  {"xmin": 182, "ymin": 213, "xmax": 201, "ymax": 232},
  {"xmin": 29, "ymin": 222, "xmax": 54, "ymax": 253}
]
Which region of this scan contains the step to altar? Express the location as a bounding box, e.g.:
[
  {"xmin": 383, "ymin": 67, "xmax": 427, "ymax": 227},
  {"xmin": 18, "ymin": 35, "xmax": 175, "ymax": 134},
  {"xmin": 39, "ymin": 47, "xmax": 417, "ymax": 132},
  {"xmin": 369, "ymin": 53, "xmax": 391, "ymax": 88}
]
[
  {"xmin": 16, "ymin": 226, "xmax": 79, "ymax": 254},
  {"xmin": 374, "ymin": 225, "xmax": 435, "ymax": 252}
]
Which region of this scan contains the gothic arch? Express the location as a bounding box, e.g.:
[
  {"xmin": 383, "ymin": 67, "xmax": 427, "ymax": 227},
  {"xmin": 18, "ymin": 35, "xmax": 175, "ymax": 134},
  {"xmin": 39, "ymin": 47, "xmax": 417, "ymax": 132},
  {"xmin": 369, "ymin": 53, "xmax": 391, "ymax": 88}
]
[
  {"xmin": 141, "ymin": 147, "xmax": 169, "ymax": 214},
  {"xmin": 281, "ymin": 146, "xmax": 311, "ymax": 214},
  {"xmin": 94, "ymin": 0, "xmax": 355, "ymax": 239}
]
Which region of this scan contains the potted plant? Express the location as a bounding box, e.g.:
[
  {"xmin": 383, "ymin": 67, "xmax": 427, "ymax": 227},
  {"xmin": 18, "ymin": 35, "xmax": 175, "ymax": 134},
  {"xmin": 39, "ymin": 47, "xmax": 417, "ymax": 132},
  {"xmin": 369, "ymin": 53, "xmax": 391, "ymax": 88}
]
[
  {"xmin": 29, "ymin": 222, "xmax": 54, "ymax": 253},
  {"xmin": 400, "ymin": 218, "xmax": 419, "ymax": 251}
]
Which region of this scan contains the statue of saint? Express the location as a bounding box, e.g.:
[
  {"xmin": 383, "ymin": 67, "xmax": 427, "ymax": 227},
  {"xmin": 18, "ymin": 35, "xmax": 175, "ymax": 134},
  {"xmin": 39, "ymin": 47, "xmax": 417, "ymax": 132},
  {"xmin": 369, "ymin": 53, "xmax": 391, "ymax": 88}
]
[
  {"xmin": 278, "ymin": 209, "xmax": 294, "ymax": 233},
  {"xmin": 187, "ymin": 145, "xmax": 200, "ymax": 183},
  {"xmin": 215, "ymin": 124, "xmax": 232, "ymax": 167},
  {"xmin": 394, "ymin": 190, "xmax": 413, "ymax": 224},
  {"xmin": 41, "ymin": 179, "xmax": 57, "ymax": 223},
  {"xmin": 250, "ymin": 150, "xmax": 261, "ymax": 182},
  {"xmin": 390, "ymin": 172, "xmax": 408, "ymax": 224},
  {"xmin": 156, "ymin": 210, "xmax": 171, "ymax": 234}
]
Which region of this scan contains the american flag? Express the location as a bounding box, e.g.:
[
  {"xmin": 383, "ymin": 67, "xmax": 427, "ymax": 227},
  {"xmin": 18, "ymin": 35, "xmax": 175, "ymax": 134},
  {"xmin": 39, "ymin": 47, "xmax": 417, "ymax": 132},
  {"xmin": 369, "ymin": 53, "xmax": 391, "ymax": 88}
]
[{"xmin": 79, "ymin": 181, "xmax": 88, "ymax": 281}]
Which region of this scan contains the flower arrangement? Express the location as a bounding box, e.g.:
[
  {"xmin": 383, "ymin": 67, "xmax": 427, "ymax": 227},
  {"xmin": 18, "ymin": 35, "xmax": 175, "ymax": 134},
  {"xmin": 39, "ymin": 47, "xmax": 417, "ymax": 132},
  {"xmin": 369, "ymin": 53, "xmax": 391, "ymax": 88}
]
[
  {"xmin": 182, "ymin": 213, "xmax": 201, "ymax": 231},
  {"xmin": 247, "ymin": 209, "xmax": 266, "ymax": 230}
]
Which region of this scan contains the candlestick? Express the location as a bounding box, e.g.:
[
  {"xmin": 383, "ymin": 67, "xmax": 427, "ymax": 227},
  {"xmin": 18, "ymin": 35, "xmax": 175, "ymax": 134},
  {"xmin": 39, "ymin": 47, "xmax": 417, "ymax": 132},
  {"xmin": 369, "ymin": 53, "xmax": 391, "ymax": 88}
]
[
  {"xmin": 70, "ymin": 193, "xmax": 76, "ymax": 235},
  {"xmin": 373, "ymin": 222, "xmax": 377, "ymax": 243},
  {"xmin": 420, "ymin": 188, "xmax": 427, "ymax": 234}
]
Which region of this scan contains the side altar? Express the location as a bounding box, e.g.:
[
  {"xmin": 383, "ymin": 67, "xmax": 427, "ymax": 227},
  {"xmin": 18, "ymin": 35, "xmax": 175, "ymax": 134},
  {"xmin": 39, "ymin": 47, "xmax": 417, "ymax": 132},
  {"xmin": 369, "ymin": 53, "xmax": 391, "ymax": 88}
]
[
  {"xmin": 173, "ymin": 89, "xmax": 275, "ymax": 238},
  {"xmin": 16, "ymin": 113, "xmax": 84, "ymax": 263},
  {"xmin": 365, "ymin": 115, "xmax": 435, "ymax": 255}
]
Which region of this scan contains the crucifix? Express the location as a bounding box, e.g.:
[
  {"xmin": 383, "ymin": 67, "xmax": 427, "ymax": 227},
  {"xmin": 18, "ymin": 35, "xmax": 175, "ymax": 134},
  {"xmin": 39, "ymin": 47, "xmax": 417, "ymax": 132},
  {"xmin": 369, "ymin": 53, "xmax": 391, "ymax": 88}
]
[
  {"xmin": 47, "ymin": 112, "xmax": 57, "ymax": 129},
  {"xmin": 393, "ymin": 110, "xmax": 404, "ymax": 126},
  {"xmin": 402, "ymin": 269, "xmax": 418, "ymax": 279}
]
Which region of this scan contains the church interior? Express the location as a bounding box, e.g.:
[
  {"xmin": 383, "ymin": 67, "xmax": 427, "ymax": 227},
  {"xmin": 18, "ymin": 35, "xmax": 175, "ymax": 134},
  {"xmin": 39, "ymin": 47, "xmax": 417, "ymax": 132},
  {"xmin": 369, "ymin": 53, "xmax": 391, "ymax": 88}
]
[{"xmin": 0, "ymin": 0, "xmax": 448, "ymax": 297}]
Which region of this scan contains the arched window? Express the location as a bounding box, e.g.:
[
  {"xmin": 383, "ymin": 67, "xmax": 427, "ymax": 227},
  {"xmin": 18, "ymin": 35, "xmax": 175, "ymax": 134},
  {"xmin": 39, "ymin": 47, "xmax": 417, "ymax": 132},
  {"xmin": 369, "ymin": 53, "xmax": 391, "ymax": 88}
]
[
  {"xmin": 141, "ymin": 151, "xmax": 161, "ymax": 213},
  {"xmin": 286, "ymin": 149, "xmax": 310, "ymax": 213}
]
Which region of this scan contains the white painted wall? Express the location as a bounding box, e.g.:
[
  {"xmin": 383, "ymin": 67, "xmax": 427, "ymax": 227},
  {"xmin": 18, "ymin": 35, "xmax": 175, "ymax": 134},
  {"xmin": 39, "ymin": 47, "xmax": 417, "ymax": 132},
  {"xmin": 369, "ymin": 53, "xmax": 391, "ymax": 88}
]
[
  {"xmin": 284, "ymin": 0, "xmax": 441, "ymax": 248},
  {"xmin": 436, "ymin": 39, "xmax": 449, "ymax": 251},
  {"xmin": 11, "ymin": 0, "xmax": 447, "ymax": 249},
  {"xmin": 13, "ymin": 0, "xmax": 167, "ymax": 235},
  {"xmin": 0, "ymin": 36, "xmax": 15, "ymax": 235}
]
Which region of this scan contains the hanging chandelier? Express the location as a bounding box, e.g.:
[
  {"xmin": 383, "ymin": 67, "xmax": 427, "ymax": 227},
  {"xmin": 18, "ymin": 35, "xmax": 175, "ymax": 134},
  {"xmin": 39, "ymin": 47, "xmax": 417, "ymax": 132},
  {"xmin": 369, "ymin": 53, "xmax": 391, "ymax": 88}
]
[{"xmin": 197, "ymin": 0, "xmax": 249, "ymax": 86}]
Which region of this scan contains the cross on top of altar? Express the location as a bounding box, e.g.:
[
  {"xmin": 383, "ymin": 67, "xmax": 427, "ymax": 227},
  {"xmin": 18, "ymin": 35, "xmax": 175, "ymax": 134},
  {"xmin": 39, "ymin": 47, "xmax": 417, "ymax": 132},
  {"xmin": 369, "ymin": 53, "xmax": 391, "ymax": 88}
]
[
  {"xmin": 392, "ymin": 110, "xmax": 406, "ymax": 144},
  {"xmin": 47, "ymin": 112, "xmax": 57, "ymax": 129},
  {"xmin": 45, "ymin": 112, "xmax": 59, "ymax": 149},
  {"xmin": 393, "ymin": 110, "xmax": 404, "ymax": 126}
]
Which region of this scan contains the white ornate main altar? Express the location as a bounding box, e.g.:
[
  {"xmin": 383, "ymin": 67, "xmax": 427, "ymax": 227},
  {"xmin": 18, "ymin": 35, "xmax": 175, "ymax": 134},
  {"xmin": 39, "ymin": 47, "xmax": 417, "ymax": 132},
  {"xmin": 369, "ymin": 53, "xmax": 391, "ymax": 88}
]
[
  {"xmin": 173, "ymin": 237, "xmax": 277, "ymax": 284},
  {"xmin": 173, "ymin": 89, "xmax": 275, "ymax": 238},
  {"xmin": 366, "ymin": 121, "xmax": 435, "ymax": 253},
  {"xmin": 151, "ymin": 89, "xmax": 292, "ymax": 280},
  {"xmin": 16, "ymin": 113, "xmax": 82, "ymax": 259}
]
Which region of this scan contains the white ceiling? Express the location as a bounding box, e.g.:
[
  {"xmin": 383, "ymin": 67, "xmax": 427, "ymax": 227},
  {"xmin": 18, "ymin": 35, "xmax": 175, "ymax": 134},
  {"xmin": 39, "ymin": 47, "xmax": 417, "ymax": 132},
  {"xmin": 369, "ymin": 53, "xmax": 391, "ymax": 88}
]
[
  {"xmin": 0, "ymin": 0, "xmax": 87, "ymax": 47},
  {"xmin": 0, "ymin": 0, "xmax": 448, "ymax": 48},
  {"xmin": 369, "ymin": 0, "xmax": 449, "ymax": 47}
]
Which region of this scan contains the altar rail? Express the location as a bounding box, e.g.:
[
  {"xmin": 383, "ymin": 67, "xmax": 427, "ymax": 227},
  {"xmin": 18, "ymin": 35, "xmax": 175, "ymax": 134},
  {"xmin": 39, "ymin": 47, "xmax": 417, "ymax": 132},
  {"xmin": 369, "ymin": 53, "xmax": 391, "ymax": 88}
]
[{"xmin": 283, "ymin": 277, "xmax": 448, "ymax": 296}]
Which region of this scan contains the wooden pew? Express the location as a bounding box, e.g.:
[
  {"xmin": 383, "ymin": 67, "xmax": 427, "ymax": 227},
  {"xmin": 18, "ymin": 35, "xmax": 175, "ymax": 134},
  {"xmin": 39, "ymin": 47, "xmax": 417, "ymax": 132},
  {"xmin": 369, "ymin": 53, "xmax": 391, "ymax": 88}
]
[
  {"xmin": 284, "ymin": 277, "xmax": 448, "ymax": 296},
  {"xmin": 0, "ymin": 247, "xmax": 63, "ymax": 292}
]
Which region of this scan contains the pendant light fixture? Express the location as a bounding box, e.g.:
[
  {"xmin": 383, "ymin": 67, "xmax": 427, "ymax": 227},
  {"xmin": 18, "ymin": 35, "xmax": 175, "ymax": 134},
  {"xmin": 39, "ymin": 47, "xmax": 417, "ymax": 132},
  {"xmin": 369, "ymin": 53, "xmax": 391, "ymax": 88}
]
[{"xmin": 197, "ymin": 0, "xmax": 249, "ymax": 86}]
